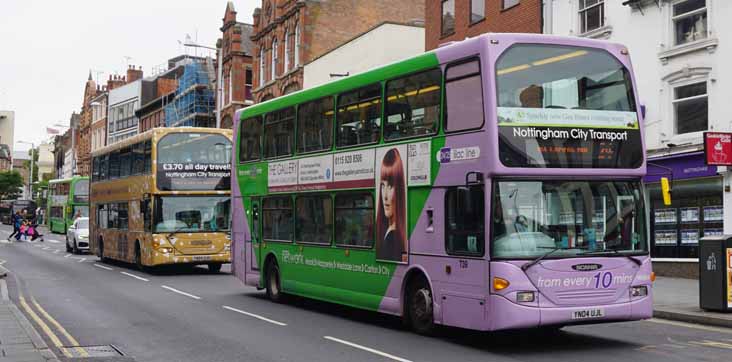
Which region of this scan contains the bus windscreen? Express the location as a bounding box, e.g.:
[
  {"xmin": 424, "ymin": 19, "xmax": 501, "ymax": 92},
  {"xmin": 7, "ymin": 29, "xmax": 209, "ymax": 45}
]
[
  {"xmin": 156, "ymin": 133, "xmax": 232, "ymax": 191},
  {"xmin": 496, "ymin": 44, "xmax": 642, "ymax": 169}
]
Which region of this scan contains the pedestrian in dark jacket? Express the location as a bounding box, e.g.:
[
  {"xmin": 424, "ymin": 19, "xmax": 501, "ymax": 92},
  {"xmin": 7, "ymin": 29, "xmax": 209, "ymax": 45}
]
[{"xmin": 7, "ymin": 211, "xmax": 21, "ymax": 240}]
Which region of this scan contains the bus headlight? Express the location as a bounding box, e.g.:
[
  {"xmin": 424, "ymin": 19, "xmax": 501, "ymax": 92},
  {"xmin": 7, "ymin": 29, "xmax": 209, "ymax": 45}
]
[
  {"xmin": 516, "ymin": 291, "xmax": 535, "ymax": 303},
  {"xmin": 159, "ymin": 247, "xmax": 173, "ymax": 254},
  {"xmin": 630, "ymin": 286, "xmax": 648, "ymax": 298},
  {"xmin": 224, "ymin": 243, "xmax": 231, "ymax": 252}
]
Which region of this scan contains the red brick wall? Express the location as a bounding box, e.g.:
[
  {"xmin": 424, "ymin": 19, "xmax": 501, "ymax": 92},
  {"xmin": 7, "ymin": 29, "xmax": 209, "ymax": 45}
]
[
  {"xmin": 425, "ymin": 0, "xmax": 542, "ymax": 51},
  {"xmin": 157, "ymin": 78, "xmax": 177, "ymax": 97}
]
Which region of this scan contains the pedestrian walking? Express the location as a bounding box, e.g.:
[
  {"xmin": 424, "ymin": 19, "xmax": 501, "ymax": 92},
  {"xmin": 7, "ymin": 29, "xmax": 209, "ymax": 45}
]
[{"xmin": 7, "ymin": 211, "xmax": 21, "ymax": 240}]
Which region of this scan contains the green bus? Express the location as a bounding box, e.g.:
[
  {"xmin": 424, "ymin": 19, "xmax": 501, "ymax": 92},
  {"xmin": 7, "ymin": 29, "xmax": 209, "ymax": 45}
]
[{"xmin": 47, "ymin": 177, "xmax": 90, "ymax": 234}]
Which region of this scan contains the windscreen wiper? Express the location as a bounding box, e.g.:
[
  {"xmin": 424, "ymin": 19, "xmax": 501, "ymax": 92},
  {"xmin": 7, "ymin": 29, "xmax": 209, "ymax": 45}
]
[
  {"xmin": 578, "ymin": 249, "xmax": 642, "ymax": 266},
  {"xmin": 167, "ymin": 224, "xmax": 189, "ymax": 239},
  {"xmin": 521, "ymin": 246, "xmax": 588, "ymax": 271}
]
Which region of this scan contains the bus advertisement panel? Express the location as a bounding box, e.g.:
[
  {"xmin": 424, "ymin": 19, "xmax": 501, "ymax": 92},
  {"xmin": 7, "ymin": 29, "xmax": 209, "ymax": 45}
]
[
  {"xmin": 233, "ymin": 33, "xmax": 652, "ymax": 334},
  {"xmin": 90, "ymin": 128, "xmax": 232, "ymax": 272}
]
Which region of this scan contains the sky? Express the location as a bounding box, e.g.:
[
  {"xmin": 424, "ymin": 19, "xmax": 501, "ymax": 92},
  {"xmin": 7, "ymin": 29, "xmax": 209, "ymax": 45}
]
[{"xmin": 0, "ymin": 0, "xmax": 258, "ymax": 152}]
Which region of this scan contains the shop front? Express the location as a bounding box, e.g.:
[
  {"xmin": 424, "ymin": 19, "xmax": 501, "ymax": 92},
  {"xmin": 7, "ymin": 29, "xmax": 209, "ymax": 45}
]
[{"xmin": 646, "ymin": 151, "xmax": 723, "ymax": 278}]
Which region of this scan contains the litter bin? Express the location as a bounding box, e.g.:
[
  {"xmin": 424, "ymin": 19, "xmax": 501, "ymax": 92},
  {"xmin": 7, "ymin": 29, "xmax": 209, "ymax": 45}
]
[{"xmin": 699, "ymin": 235, "xmax": 732, "ymax": 312}]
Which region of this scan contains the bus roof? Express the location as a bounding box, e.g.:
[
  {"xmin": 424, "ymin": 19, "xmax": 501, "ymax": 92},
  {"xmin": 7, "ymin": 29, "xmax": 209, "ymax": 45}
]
[
  {"xmin": 48, "ymin": 176, "xmax": 89, "ymax": 184},
  {"xmin": 91, "ymin": 127, "xmax": 232, "ymax": 157}
]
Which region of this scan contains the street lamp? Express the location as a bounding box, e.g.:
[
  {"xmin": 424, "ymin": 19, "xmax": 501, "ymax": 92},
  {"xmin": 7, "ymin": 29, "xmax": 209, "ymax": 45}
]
[
  {"xmin": 16, "ymin": 140, "xmax": 34, "ymax": 200},
  {"xmin": 182, "ymin": 35, "xmax": 223, "ymax": 129}
]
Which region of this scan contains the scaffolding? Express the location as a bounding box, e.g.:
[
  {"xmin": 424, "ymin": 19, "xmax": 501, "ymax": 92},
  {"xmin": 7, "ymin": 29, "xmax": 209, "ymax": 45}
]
[{"xmin": 164, "ymin": 60, "xmax": 216, "ymax": 127}]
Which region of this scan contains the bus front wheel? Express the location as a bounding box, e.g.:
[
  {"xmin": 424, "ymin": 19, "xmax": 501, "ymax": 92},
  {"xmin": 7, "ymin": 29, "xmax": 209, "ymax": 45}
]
[
  {"xmin": 265, "ymin": 260, "xmax": 284, "ymax": 303},
  {"xmin": 407, "ymin": 277, "xmax": 436, "ymax": 335}
]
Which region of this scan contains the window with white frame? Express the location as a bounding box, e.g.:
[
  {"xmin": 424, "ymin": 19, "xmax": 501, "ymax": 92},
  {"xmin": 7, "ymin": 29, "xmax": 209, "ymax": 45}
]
[
  {"xmin": 284, "ymin": 31, "xmax": 290, "ymax": 72},
  {"xmin": 674, "ymin": 82, "xmax": 708, "ymax": 134},
  {"xmin": 672, "ymin": 0, "xmax": 707, "ymax": 46},
  {"xmin": 471, "ymin": 0, "xmax": 484, "ymax": 24},
  {"xmin": 442, "ymin": 0, "xmax": 455, "ymax": 36},
  {"xmin": 294, "ymin": 24, "xmax": 300, "ymax": 66},
  {"xmin": 271, "ymin": 38, "xmax": 278, "ymax": 80},
  {"xmin": 503, "ymin": 0, "xmax": 520, "ymax": 10},
  {"xmin": 579, "ymin": 0, "xmax": 604, "ymax": 34}
]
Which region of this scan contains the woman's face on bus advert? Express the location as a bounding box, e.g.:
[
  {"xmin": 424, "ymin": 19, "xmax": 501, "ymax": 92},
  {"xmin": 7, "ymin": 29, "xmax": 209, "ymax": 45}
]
[{"xmin": 381, "ymin": 180, "xmax": 395, "ymax": 220}]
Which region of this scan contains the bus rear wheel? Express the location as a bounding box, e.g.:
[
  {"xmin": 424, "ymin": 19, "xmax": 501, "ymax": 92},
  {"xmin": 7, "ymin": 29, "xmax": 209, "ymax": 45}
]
[
  {"xmin": 407, "ymin": 277, "xmax": 436, "ymax": 335},
  {"xmin": 135, "ymin": 242, "xmax": 146, "ymax": 272},
  {"xmin": 265, "ymin": 260, "xmax": 284, "ymax": 303},
  {"xmin": 207, "ymin": 263, "xmax": 222, "ymax": 273},
  {"xmin": 97, "ymin": 239, "xmax": 108, "ymax": 262}
]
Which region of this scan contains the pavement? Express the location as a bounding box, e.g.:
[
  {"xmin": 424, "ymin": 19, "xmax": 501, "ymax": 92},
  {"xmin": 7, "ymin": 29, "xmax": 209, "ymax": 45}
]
[
  {"xmin": 1, "ymin": 278, "xmax": 59, "ymax": 362},
  {"xmin": 653, "ymin": 276, "xmax": 732, "ymax": 328}
]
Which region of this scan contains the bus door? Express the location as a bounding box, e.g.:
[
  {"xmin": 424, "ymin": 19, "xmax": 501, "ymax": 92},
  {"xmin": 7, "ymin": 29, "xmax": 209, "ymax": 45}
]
[{"xmin": 249, "ymin": 198, "xmax": 261, "ymax": 273}]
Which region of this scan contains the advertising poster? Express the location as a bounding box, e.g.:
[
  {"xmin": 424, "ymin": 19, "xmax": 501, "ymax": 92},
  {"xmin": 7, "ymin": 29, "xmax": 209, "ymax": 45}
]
[
  {"xmin": 680, "ymin": 207, "xmax": 699, "ymax": 223},
  {"xmin": 704, "ymin": 229, "xmax": 723, "ymax": 237},
  {"xmin": 704, "ymin": 132, "xmax": 732, "ymax": 166},
  {"xmin": 298, "ymin": 154, "xmax": 333, "ymax": 190},
  {"xmin": 157, "ymin": 162, "xmax": 231, "ymax": 191},
  {"xmin": 703, "ymin": 206, "xmax": 723, "ymax": 223},
  {"xmin": 654, "ymin": 230, "xmax": 677, "ymax": 246},
  {"xmin": 333, "ymin": 149, "xmax": 375, "ymax": 188},
  {"xmin": 407, "ymin": 141, "xmax": 431, "ymax": 186},
  {"xmin": 268, "ymin": 160, "xmax": 298, "ymax": 192},
  {"xmin": 654, "ymin": 208, "xmax": 677, "ymax": 225},
  {"xmin": 680, "ymin": 229, "xmax": 699, "ymax": 245},
  {"xmin": 727, "ymin": 248, "xmax": 732, "ymax": 308},
  {"xmin": 375, "ymin": 145, "xmax": 408, "ymax": 263}
]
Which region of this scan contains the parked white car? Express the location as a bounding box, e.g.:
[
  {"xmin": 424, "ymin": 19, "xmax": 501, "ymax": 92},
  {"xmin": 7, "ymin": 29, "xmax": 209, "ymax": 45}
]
[{"xmin": 66, "ymin": 217, "xmax": 89, "ymax": 254}]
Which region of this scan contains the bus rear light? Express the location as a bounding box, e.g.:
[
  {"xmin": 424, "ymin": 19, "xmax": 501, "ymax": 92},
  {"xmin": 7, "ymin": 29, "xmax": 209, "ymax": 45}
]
[
  {"xmin": 516, "ymin": 292, "xmax": 535, "ymax": 303},
  {"xmin": 630, "ymin": 286, "xmax": 648, "ymax": 298},
  {"xmin": 493, "ymin": 277, "xmax": 510, "ymax": 291}
]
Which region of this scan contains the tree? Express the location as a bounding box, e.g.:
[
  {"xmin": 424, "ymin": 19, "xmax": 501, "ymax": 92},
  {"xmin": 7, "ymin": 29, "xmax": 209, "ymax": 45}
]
[{"xmin": 0, "ymin": 171, "xmax": 24, "ymax": 200}]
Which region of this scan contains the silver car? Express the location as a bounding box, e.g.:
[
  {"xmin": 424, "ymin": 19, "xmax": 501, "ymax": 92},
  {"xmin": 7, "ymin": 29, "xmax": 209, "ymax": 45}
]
[{"xmin": 66, "ymin": 217, "xmax": 89, "ymax": 254}]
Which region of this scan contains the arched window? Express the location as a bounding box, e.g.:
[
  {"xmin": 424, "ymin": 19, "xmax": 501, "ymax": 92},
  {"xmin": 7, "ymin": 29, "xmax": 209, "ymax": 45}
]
[
  {"xmin": 259, "ymin": 47, "xmax": 265, "ymax": 85},
  {"xmin": 284, "ymin": 31, "xmax": 290, "ymax": 72},
  {"xmin": 294, "ymin": 24, "xmax": 300, "ymax": 66},
  {"xmin": 271, "ymin": 38, "xmax": 278, "ymax": 80}
]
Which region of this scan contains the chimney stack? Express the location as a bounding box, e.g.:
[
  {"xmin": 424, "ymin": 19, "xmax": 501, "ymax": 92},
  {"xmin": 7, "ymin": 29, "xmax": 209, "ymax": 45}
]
[{"xmin": 127, "ymin": 65, "xmax": 143, "ymax": 83}]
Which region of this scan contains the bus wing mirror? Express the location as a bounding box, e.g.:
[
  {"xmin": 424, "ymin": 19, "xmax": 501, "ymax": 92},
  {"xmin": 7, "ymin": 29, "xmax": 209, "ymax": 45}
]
[
  {"xmin": 661, "ymin": 177, "xmax": 672, "ymax": 206},
  {"xmin": 465, "ymin": 171, "xmax": 484, "ymax": 186}
]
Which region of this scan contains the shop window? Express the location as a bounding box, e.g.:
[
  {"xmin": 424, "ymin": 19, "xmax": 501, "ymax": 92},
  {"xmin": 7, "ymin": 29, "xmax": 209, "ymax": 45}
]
[
  {"xmin": 579, "ymin": 0, "xmax": 604, "ymax": 34},
  {"xmin": 674, "ymin": 82, "xmax": 707, "ymax": 134},
  {"xmin": 296, "ymin": 195, "xmax": 333, "ymax": 245},
  {"xmin": 442, "ymin": 0, "xmax": 455, "ymax": 36},
  {"xmin": 673, "ymin": 0, "xmax": 707, "ymax": 46},
  {"xmin": 335, "ymin": 193, "xmax": 374, "ymax": 248},
  {"xmin": 385, "ymin": 68, "xmax": 441, "ymax": 140},
  {"xmin": 262, "ymin": 196, "xmax": 293, "ymax": 242},
  {"xmin": 297, "ymin": 96, "xmax": 333, "ymax": 153},
  {"xmin": 337, "ymin": 84, "xmax": 382, "ymax": 147},
  {"xmin": 446, "ymin": 186, "xmax": 485, "ymax": 255},
  {"xmin": 264, "ymin": 107, "xmax": 295, "ymax": 158},
  {"xmin": 445, "ymin": 60, "xmax": 484, "ymax": 132}
]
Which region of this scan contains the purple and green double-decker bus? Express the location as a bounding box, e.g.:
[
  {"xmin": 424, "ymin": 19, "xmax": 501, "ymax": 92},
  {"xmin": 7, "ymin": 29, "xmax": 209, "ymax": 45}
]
[{"xmin": 232, "ymin": 33, "xmax": 654, "ymax": 334}]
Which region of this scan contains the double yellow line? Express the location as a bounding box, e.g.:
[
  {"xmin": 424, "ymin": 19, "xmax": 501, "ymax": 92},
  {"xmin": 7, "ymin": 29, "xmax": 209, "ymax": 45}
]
[{"xmin": 17, "ymin": 291, "xmax": 89, "ymax": 357}]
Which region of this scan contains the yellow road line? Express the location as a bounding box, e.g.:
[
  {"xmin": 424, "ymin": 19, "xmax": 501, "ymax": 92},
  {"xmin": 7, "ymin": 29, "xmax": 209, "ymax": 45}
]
[
  {"xmin": 18, "ymin": 296, "xmax": 73, "ymax": 358},
  {"xmin": 30, "ymin": 296, "xmax": 89, "ymax": 357}
]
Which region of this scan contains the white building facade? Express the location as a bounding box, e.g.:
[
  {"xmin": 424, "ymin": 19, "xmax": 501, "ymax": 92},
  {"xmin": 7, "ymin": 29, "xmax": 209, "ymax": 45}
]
[
  {"xmin": 546, "ymin": 0, "xmax": 729, "ymax": 272},
  {"xmin": 303, "ymin": 22, "xmax": 425, "ymax": 89},
  {"xmin": 107, "ymin": 80, "xmax": 141, "ymax": 145}
]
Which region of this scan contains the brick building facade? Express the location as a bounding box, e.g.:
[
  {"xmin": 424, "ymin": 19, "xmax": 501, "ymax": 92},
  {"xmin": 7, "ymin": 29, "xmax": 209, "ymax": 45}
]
[
  {"xmin": 219, "ymin": 2, "xmax": 254, "ymax": 129},
  {"xmin": 77, "ymin": 73, "xmax": 103, "ymax": 176},
  {"xmin": 425, "ymin": 0, "xmax": 542, "ymax": 50},
  {"xmin": 251, "ymin": 0, "xmax": 426, "ymax": 102}
]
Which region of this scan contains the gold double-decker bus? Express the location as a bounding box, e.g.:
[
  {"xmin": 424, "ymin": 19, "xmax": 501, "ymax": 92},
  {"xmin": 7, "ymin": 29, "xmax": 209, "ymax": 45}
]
[{"xmin": 90, "ymin": 127, "xmax": 233, "ymax": 272}]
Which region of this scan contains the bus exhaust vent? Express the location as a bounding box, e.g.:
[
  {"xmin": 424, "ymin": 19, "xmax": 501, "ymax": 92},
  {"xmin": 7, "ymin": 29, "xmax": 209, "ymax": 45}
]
[{"xmin": 59, "ymin": 344, "xmax": 125, "ymax": 358}]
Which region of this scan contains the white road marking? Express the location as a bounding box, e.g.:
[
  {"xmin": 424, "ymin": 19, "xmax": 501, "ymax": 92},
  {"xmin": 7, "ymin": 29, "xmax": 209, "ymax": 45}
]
[
  {"xmin": 34, "ymin": 244, "xmax": 42, "ymax": 248},
  {"xmin": 53, "ymin": 250, "xmax": 60, "ymax": 254},
  {"xmin": 93, "ymin": 264, "xmax": 113, "ymax": 271},
  {"xmin": 42, "ymin": 247, "xmax": 50, "ymax": 250},
  {"xmin": 161, "ymin": 285, "xmax": 201, "ymax": 300},
  {"xmin": 323, "ymin": 336, "xmax": 413, "ymax": 362},
  {"xmin": 0, "ymin": 258, "xmax": 6, "ymax": 265},
  {"xmin": 222, "ymin": 305, "xmax": 287, "ymax": 326},
  {"xmin": 120, "ymin": 272, "xmax": 149, "ymax": 282},
  {"xmin": 47, "ymin": 239, "xmax": 61, "ymax": 244},
  {"xmin": 646, "ymin": 318, "xmax": 732, "ymax": 334},
  {"xmin": 64, "ymin": 254, "xmax": 72, "ymax": 258},
  {"xmin": 77, "ymin": 258, "xmax": 86, "ymax": 263}
]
